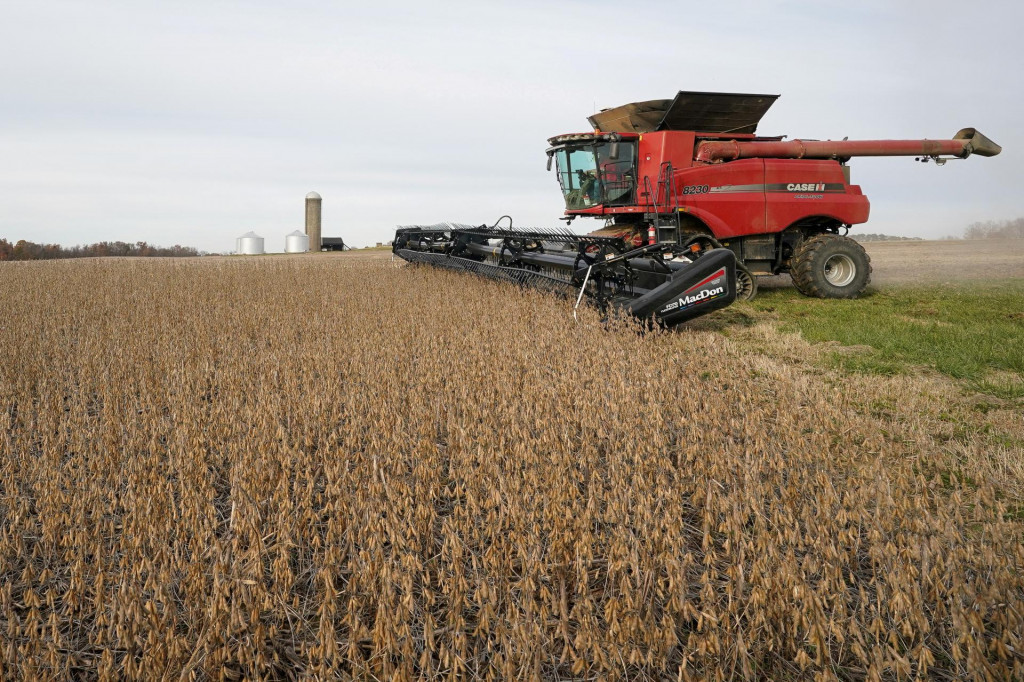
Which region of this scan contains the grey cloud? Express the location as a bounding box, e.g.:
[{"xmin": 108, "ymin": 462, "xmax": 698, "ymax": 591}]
[{"xmin": 1, "ymin": 0, "xmax": 1020, "ymax": 251}]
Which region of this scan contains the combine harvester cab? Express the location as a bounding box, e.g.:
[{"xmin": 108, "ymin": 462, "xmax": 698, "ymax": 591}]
[{"xmin": 393, "ymin": 224, "xmax": 737, "ymax": 327}]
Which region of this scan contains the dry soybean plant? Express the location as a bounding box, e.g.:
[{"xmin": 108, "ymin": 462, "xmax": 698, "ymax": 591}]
[{"xmin": 0, "ymin": 256, "xmax": 1021, "ymax": 681}]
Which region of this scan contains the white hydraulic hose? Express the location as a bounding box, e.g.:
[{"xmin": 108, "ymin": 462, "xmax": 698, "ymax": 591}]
[{"xmin": 573, "ymin": 264, "xmax": 594, "ymax": 323}]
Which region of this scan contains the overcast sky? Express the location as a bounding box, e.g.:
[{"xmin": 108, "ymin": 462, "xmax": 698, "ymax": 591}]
[{"xmin": 2, "ymin": 0, "xmax": 1022, "ymax": 251}]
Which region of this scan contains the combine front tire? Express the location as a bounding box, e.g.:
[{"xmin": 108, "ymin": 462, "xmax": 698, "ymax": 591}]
[{"xmin": 791, "ymin": 234, "xmax": 871, "ymax": 298}]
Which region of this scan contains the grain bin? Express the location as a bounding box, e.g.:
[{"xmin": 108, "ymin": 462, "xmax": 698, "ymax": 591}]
[
  {"xmin": 285, "ymin": 230, "xmax": 309, "ymax": 253},
  {"xmin": 237, "ymin": 231, "xmax": 265, "ymax": 255}
]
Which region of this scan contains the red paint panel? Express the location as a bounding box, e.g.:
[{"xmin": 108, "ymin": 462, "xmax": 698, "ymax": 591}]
[
  {"xmin": 764, "ymin": 159, "xmax": 869, "ymax": 231},
  {"xmin": 635, "ymin": 131, "xmax": 696, "ymax": 207},
  {"xmin": 674, "ymin": 160, "xmax": 766, "ymax": 238}
]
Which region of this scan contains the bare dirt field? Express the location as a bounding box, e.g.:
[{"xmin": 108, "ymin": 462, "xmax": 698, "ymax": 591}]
[
  {"xmin": 322, "ymin": 238, "xmax": 1024, "ymax": 287},
  {"xmin": 865, "ymin": 237, "xmax": 1024, "ymax": 284},
  {"xmin": 759, "ymin": 237, "xmax": 1024, "ymax": 289}
]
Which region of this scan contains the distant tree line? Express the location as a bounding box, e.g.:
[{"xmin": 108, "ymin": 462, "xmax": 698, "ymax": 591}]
[
  {"xmin": 0, "ymin": 239, "xmax": 201, "ymax": 261},
  {"xmin": 852, "ymin": 233, "xmax": 923, "ymax": 242},
  {"xmin": 964, "ymin": 218, "xmax": 1024, "ymax": 240}
]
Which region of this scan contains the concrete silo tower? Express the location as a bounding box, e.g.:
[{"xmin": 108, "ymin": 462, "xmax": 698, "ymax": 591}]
[{"xmin": 305, "ymin": 192, "xmax": 322, "ymax": 252}]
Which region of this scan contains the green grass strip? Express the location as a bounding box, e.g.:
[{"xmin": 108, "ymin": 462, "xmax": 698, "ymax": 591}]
[{"xmin": 751, "ymin": 280, "xmax": 1024, "ymax": 398}]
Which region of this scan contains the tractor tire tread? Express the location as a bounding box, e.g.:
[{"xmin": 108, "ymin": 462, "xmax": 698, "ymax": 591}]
[{"xmin": 791, "ymin": 234, "xmax": 872, "ymax": 298}]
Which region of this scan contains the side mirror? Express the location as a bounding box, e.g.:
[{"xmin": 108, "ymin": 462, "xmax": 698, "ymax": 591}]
[
  {"xmin": 546, "ymin": 152, "xmax": 553, "ymax": 171},
  {"xmin": 608, "ymin": 133, "xmax": 621, "ymax": 160}
]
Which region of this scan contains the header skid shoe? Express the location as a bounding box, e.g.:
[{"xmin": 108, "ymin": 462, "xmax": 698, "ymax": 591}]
[{"xmin": 628, "ymin": 248, "xmax": 736, "ymax": 326}]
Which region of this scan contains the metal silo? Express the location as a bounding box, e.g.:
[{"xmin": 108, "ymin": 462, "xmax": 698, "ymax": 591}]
[
  {"xmin": 285, "ymin": 230, "xmax": 309, "ymax": 253},
  {"xmin": 237, "ymin": 231, "xmax": 265, "ymax": 255}
]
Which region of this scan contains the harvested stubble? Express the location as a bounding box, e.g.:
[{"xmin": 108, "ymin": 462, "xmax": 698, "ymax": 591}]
[{"xmin": 0, "ymin": 256, "xmax": 1021, "ymax": 681}]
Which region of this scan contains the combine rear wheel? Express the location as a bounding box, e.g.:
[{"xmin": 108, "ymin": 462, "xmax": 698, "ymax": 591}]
[
  {"xmin": 791, "ymin": 234, "xmax": 871, "ymax": 298},
  {"xmin": 736, "ymin": 262, "xmax": 758, "ymax": 301}
]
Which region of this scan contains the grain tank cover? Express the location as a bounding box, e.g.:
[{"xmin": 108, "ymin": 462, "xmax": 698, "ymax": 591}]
[
  {"xmin": 589, "ymin": 91, "xmax": 780, "ymax": 135},
  {"xmin": 587, "ymin": 99, "xmax": 672, "ymax": 134}
]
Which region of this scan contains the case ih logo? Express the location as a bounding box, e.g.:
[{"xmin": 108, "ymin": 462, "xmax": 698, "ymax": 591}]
[
  {"xmin": 658, "ymin": 268, "xmax": 728, "ymax": 314},
  {"xmin": 787, "ymin": 183, "xmax": 826, "ymax": 192}
]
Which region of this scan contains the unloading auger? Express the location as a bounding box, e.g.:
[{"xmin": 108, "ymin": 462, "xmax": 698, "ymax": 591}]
[{"xmin": 392, "ymin": 220, "xmax": 737, "ymax": 327}]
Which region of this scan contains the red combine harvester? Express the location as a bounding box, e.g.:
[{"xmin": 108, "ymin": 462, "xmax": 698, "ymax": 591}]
[
  {"xmin": 554, "ymin": 91, "xmax": 1000, "ymax": 299},
  {"xmin": 394, "ymin": 92, "xmax": 999, "ymax": 326}
]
